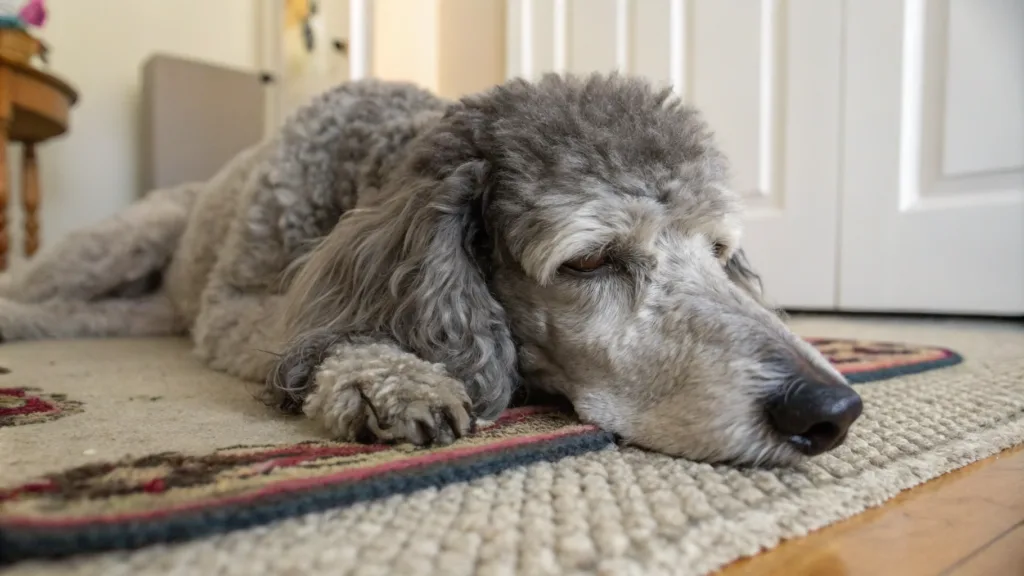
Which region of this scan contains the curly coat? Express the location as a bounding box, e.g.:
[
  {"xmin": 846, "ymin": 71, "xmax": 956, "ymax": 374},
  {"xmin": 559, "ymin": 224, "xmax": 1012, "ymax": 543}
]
[{"xmin": 0, "ymin": 74, "xmax": 861, "ymax": 465}]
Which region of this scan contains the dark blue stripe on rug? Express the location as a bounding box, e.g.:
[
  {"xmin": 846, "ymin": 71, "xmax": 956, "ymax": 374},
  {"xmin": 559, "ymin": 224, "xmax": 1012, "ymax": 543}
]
[
  {"xmin": 846, "ymin": 351, "xmax": 963, "ymax": 384},
  {"xmin": 0, "ymin": 430, "xmax": 614, "ymax": 565}
]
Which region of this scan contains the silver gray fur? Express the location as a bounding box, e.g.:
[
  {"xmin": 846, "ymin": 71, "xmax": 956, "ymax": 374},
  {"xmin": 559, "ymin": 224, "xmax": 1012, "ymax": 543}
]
[{"xmin": 0, "ymin": 74, "xmax": 855, "ymax": 465}]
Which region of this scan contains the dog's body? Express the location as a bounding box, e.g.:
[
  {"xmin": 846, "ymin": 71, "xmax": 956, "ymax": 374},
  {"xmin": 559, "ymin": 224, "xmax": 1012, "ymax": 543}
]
[{"xmin": 0, "ymin": 75, "xmax": 862, "ymax": 465}]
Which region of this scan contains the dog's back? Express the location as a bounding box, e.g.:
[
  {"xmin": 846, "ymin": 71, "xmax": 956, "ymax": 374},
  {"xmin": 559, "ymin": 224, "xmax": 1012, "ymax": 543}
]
[
  {"xmin": 166, "ymin": 80, "xmax": 451, "ymax": 327},
  {"xmin": 0, "ymin": 79, "xmax": 450, "ymax": 343}
]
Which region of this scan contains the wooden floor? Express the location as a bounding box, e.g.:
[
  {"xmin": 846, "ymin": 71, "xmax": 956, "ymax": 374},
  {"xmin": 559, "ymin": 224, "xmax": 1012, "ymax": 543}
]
[{"xmin": 717, "ymin": 443, "xmax": 1024, "ymax": 576}]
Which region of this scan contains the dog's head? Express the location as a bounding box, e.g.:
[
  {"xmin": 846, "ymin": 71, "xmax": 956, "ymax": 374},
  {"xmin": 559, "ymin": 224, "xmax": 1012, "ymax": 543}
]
[{"xmin": 280, "ymin": 73, "xmax": 862, "ymax": 466}]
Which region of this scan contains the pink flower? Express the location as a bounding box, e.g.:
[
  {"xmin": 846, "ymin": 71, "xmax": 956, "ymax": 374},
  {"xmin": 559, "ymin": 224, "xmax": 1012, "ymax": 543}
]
[{"xmin": 19, "ymin": 0, "xmax": 46, "ymax": 27}]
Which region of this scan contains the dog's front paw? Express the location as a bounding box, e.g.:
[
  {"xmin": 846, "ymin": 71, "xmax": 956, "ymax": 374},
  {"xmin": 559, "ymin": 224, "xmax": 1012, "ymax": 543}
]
[{"xmin": 305, "ymin": 355, "xmax": 476, "ymax": 446}]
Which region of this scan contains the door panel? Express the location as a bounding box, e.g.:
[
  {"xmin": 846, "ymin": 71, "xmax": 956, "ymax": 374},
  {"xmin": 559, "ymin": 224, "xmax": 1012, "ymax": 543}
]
[
  {"xmin": 840, "ymin": 0, "xmax": 1024, "ymax": 314},
  {"xmin": 691, "ymin": 0, "xmax": 842, "ymax": 309}
]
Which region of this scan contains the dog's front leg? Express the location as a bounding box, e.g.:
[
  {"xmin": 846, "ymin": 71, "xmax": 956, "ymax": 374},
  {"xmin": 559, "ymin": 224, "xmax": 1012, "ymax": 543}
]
[{"xmin": 300, "ymin": 338, "xmax": 476, "ymax": 446}]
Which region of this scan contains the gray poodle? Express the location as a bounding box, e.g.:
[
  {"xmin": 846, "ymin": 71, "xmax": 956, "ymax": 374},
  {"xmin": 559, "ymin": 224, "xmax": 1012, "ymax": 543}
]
[{"xmin": 0, "ymin": 74, "xmax": 862, "ymax": 466}]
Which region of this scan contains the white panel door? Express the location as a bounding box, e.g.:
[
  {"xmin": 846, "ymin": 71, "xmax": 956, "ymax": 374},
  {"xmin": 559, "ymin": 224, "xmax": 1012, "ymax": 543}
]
[
  {"xmin": 841, "ymin": 0, "xmax": 1024, "ymax": 315},
  {"xmin": 506, "ymin": 0, "xmax": 844, "ymax": 310}
]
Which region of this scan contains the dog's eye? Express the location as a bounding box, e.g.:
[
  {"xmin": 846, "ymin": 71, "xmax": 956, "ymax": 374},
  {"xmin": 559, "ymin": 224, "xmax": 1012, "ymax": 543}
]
[{"xmin": 561, "ymin": 253, "xmax": 608, "ymax": 274}]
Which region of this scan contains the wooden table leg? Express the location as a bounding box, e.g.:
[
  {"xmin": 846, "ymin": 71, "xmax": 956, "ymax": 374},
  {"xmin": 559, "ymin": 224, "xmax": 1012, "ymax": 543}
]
[
  {"xmin": 22, "ymin": 142, "xmax": 38, "ymax": 257},
  {"xmin": 0, "ymin": 67, "xmax": 10, "ymax": 271},
  {"xmin": 0, "ymin": 124, "xmax": 7, "ymax": 271}
]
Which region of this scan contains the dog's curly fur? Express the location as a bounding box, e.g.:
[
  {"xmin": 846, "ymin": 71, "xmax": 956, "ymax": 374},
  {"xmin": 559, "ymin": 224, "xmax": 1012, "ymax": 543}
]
[{"xmin": 0, "ymin": 74, "xmax": 859, "ymax": 465}]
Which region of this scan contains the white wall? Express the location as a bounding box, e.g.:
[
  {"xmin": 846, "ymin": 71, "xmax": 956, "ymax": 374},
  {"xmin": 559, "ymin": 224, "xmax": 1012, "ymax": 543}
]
[{"xmin": 6, "ymin": 0, "xmax": 260, "ymax": 265}]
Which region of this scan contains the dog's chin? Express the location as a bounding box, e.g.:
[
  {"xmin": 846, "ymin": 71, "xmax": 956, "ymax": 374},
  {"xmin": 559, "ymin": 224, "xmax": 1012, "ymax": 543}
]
[
  {"xmin": 621, "ymin": 434, "xmax": 807, "ymax": 468},
  {"xmin": 715, "ymin": 438, "xmax": 807, "ymax": 468},
  {"xmin": 572, "ymin": 392, "xmax": 809, "ymax": 467},
  {"xmin": 607, "ymin": 417, "xmax": 808, "ymax": 467}
]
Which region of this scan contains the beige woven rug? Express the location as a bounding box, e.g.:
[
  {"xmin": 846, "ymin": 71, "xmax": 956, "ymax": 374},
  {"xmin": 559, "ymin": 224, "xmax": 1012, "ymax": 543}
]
[{"xmin": 1, "ymin": 315, "xmax": 1023, "ymax": 575}]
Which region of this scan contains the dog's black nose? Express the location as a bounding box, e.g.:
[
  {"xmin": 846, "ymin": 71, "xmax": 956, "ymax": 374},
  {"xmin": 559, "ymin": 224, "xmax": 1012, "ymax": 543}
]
[{"xmin": 766, "ymin": 377, "xmax": 863, "ymax": 456}]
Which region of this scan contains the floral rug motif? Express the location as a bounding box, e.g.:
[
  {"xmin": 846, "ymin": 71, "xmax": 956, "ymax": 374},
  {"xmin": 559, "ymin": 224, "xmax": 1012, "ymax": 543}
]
[{"xmin": 0, "ymin": 387, "xmax": 84, "ymax": 427}]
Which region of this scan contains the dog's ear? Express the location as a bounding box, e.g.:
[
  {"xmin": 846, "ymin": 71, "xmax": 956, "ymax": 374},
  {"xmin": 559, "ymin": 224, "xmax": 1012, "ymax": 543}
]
[
  {"xmin": 275, "ymin": 121, "xmax": 517, "ymax": 420},
  {"xmin": 724, "ymin": 248, "xmax": 764, "ymax": 299},
  {"xmin": 387, "ymin": 159, "xmax": 519, "ymax": 419}
]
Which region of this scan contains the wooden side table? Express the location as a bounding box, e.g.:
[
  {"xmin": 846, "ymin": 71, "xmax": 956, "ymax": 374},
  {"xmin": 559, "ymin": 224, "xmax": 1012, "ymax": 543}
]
[{"xmin": 0, "ymin": 55, "xmax": 77, "ymax": 270}]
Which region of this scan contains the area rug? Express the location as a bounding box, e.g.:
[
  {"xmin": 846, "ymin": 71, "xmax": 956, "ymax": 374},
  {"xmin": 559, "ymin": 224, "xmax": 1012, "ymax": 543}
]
[
  {"xmin": 0, "ymin": 336, "xmax": 964, "ymax": 562},
  {"xmin": 0, "ymin": 317, "xmax": 1021, "ymax": 575}
]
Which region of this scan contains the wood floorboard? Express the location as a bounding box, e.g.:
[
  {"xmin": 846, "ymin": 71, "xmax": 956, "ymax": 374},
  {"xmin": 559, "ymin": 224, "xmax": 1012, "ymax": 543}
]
[
  {"xmin": 942, "ymin": 521, "xmax": 1024, "ymax": 576},
  {"xmin": 716, "ymin": 443, "xmax": 1024, "ymax": 576}
]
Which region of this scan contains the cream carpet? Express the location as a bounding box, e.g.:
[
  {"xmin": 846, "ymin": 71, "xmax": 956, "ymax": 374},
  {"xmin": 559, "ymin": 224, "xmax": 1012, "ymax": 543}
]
[{"xmin": 1, "ymin": 315, "xmax": 1023, "ymax": 575}]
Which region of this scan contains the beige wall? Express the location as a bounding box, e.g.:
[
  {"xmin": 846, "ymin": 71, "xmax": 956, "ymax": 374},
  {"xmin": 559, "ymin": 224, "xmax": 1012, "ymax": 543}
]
[
  {"xmin": 437, "ymin": 0, "xmax": 506, "ymax": 99},
  {"xmin": 7, "ymin": 0, "xmax": 260, "ymax": 266},
  {"xmin": 372, "ymin": 0, "xmax": 505, "ymax": 100},
  {"xmin": 371, "ymin": 0, "xmax": 440, "ymax": 93}
]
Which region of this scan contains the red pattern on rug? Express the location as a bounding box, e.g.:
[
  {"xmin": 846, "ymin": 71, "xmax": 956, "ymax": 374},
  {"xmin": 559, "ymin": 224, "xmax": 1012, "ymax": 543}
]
[{"xmin": 0, "ymin": 387, "xmax": 84, "ymax": 427}]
